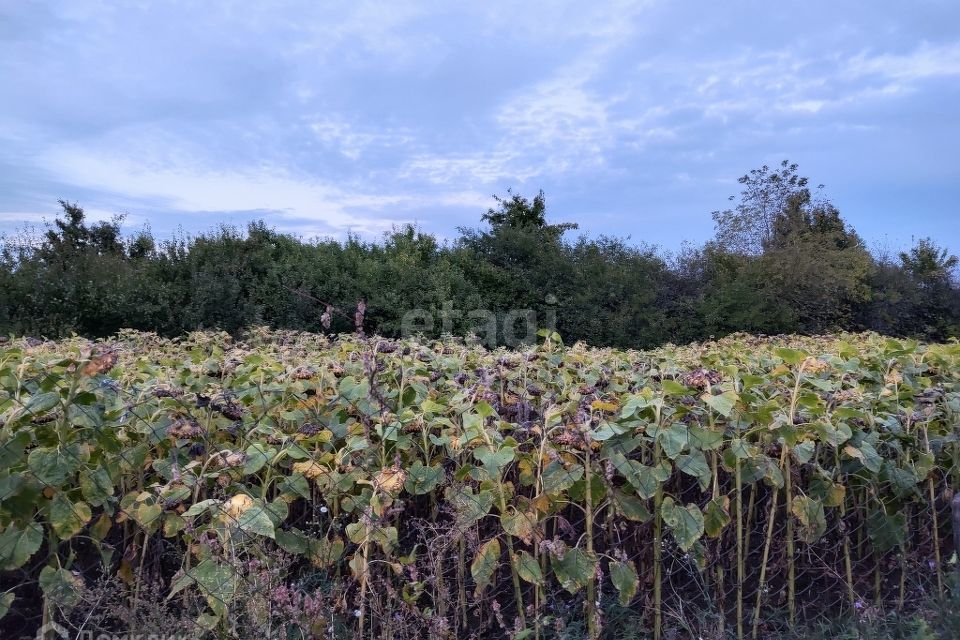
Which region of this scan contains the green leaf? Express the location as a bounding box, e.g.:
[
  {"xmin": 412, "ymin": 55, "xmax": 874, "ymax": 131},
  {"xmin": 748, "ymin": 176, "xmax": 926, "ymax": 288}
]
[
  {"xmin": 661, "ymin": 380, "xmax": 689, "ymax": 395},
  {"xmin": 661, "ymin": 497, "xmax": 704, "ymax": 552},
  {"xmin": 590, "ymin": 421, "xmax": 627, "ymax": 441},
  {"xmin": 809, "ymin": 476, "xmax": 846, "ymax": 507},
  {"xmin": 701, "ymin": 392, "xmax": 738, "ymax": 417},
  {"xmin": 277, "ymin": 473, "xmax": 311, "ymax": 500},
  {"xmin": 475, "ymin": 401, "xmax": 495, "ymax": 419},
  {"xmin": 264, "ymin": 498, "xmax": 289, "ymax": 525},
  {"xmin": 0, "ymin": 475, "xmax": 24, "ymax": 503},
  {"xmin": 39, "ymin": 566, "xmax": 84, "ymax": 608},
  {"xmin": 471, "ymin": 538, "xmax": 501, "ymax": 595},
  {"xmin": 775, "ymin": 348, "xmax": 808, "ymax": 366},
  {"xmin": 550, "ymin": 547, "xmax": 597, "ymax": 594},
  {"xmin": 501, "ymin": 508, "xmax": 536, "ymax": 542},
  {"xmin": 345, "ymin": 522, "xmax": 366, "ymax": 545},
  {"xmin": 620, "ymin": 394, "xmax": 650, "ymax": 418},
  {"xmin": 0, "ymin": 522, "xmax": 43, "ymax": 570},
  {"xmin": 0, "ymin": 432, "xmax": 30, "ymax": 467},
  {"xmin": 610, "ymin": 560, "xmax": 639, "ymax": 605},
  {"xmin": 621, "ymin": 460, "xmax": 670, "ymax": 500},
  {"xmin": 22, "ymin": 391, "xmax": 60, "ymax": 416},
  {"xmin": 79, "ymin": 468, "xmax": 114, "ymax": 506},
  {"xmin": 27, "ymin": 445, "xmax": 84, "ymax": 487},
  {"xmin": 0, "ymin": 592, "xmax": 14, "ymax": 620},
  {"xmin": 793, "ymin": 441, "xmax": 816, "ymax": 464},
  {"xmin": 420, "ymin": 399, "xmax": 446, "ymax": 414},
  {"xmin": 242, "ymin": 444, "xmax": 275, "ymax": 475},
  {"xmin": 182, "ymin": 499, "xmax": 220, "ymax": 518},
  {"xmin": 236, "ymin": 500, "xmax": 276, "ymax": 539},
  {"xmin": 881, "ymin": 462, "xmax": 921, "ymax": 499},
  {"xmin": 50, "ymin": 493, "xmax": 92, "ymax": 540},
  {"xmin": 541, "ymin": 462, "xmax": 583, "ymax": 495},
  {"xmin": 688, "ymin": 425, "xmax": 724, "ymax": 451},
  {"xmin": 338, "ymin": 376, "xmax": 369, "ymax": 402},
  {"xmin": 474, "ymin": 445, "xmax": 515, "ymax": 474},
  {"xmin": 791, "ymin": 496, "xmax": 826, "ymax": 544},
  {"xmin": 655, "ymin": 423, "xmax": 688, "ymax": 459},
  {"xmin": 704, "ymin": 497, "xmax": 731, "ymax": 538},
  {"xmin": 187, "ymin": 558, "xmax": 237, "ymax": 614},
  {"xmin": 515, "ymin": 551, "xmax": 543, "ymax": 585},
  {"xmin": 370, "ymin": 525, "xmax": 398, "ymax": 554},
  {"xmin": 447, "ymin": 486, "xmax": 494, "ymax": 525},
  {"xmin": 843, "ymin": 442, "xmax": 882, "ymax": 473},
  {"xmin": 815, "ymin": 421, "xmax": 852, "ymax": 448},
  {"xmin": 275, "ymin": 528, "xmax": 309, "ymax": 555},
  {"xmin": 867, "ymin": 509, "xmax": 906, "ymax": 553},
  {"xmin": 134, "ymin": 502, "xmax": 163, "ymax": 531},
  {"xmin": 676, "ymin": 451, "xmax": 710, "ymax": 482},
  {"xmin": 404, "ymin": 461, "xmax": 444, "ymax": 495},
  {"xmin": 611, "ymin": 488, "xmax": 651, "ymax": 522},
  {"xmin": 728, "ymin": 438, "xmax": 754, "ymax": 460}
]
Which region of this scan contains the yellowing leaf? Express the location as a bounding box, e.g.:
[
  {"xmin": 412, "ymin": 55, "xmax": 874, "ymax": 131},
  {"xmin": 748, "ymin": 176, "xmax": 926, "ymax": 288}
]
[
  {"xmin": 590, "ymin": 399, "xmax": 618, "ymax": 412},
  {"xmin": 471, "ymin": 538, "xmax": 501, "ymax": 595}
]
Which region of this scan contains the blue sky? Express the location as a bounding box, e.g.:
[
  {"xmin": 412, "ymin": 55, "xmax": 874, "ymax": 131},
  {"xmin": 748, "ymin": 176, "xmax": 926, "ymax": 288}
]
[{"xmin": 1, "ymin": 1, "xmax": 958, "ymax": 253}]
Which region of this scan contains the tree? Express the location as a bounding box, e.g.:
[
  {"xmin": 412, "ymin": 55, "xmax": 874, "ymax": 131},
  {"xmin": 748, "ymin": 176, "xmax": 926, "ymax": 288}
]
[
  {"xmin": 713, "ymin": 160, "xmax": 816, "ymax": 254},
  {"xmin": 895, "ymin": 238, "xmax": 960, "ymax": 339},
  {"xmin": 481, "ymin": 188, "xmax": 578, "ymax": 237},
  {"xmin": 899, "ymin": 238, "xmax": 958, "ymax": 286},
  {"xmin": 709, "ymin": 161, "xmax": 872, "ymax": 333},
  {"xmin": 40, "ymin": 200, "xmax": 126, "ymax": 259}
]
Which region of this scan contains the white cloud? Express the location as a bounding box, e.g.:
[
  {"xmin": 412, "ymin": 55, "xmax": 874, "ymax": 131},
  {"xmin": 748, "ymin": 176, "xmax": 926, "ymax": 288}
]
[
  {"xmin": 39, "ymin": 147, "xmax": 408, "ymax": 235},
  {"xmin": 403, "ymin": 7, "xmax": 665, "ymax": 187},
  {"xmin": 308, "ymin": 117, "xmax": 414, "ymax": 160},
  {"xmin": 401, "ymin": 150, "xmax": 534, "ymax": 185},
  {"xmin": 847, "ymin": 42, "xmax": 960, "ymax": 80}
]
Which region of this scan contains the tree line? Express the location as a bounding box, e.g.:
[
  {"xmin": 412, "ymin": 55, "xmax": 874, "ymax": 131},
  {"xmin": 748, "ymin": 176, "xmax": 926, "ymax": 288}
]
[{"xmin": 1, "ymin": 161, "xmax": 957, "ymax": 347}]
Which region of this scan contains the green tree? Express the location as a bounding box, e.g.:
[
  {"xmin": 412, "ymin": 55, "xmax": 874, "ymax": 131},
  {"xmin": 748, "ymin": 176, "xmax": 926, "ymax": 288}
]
[
  {"xmin": 708, "ymin": 162, "xmax": 872, "ymax": 334},
  {"xmin": 712, "ymin": 160, "xmax": 812, "ymax": 254},
  {"xmin": 481, "ymin": 188, "xmax": 578, "ymax": 237},
  {"xmin": 897, "ymin": 238, "xmax": 959, "ymax": 339},
  {"xmin": 899, "ymin": 238, "xmax": 959, "ymax": 285}
]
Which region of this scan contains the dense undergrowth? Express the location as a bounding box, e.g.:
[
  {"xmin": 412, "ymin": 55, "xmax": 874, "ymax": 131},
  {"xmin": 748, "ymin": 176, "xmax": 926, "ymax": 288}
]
[{"xmin": 1, "ymin": 328, "xmax": 959, "ymax": 639}]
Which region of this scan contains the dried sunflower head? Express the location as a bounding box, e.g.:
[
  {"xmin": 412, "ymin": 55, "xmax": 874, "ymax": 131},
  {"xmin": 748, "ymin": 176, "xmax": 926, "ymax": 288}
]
[
  {"xmin": 222, "ymin": 494, "xmax": 254, "ymax": 520},
  {"xmin": 168, "ymin": 416, "xmax": 204, "ymax": 439},
  {"xmin": 83, "ymin": 350, "xmax": 119, "ymax": 376},
  {"xmin": 802, "ymin": 357, "xmax": 830, "ymax": 375},
  {"xmin": 374, "ymin": 465, "xmax": 407, "ymax": 495},
  {"xmin": 293, "ymin": 460, "xmax": 329, "ymax": 480},
  {"xmin": 291, "ymin": 366, "xmax": 317, "ymax": 380},
  {"xmin": 680, "ymin": 368, "xmax": 722, "ymax": 390}
]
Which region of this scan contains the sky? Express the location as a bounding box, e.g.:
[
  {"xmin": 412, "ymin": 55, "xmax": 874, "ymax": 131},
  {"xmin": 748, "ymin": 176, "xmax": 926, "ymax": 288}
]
[{"xmin": 1, "ymin": 0, "xmax": 958, "ymax": 253}]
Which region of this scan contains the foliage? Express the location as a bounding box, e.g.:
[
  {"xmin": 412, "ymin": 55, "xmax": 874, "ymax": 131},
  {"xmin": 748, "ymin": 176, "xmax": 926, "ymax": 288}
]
[
  {"xmin": 2, "ymin": 161, "xmax": 958, "ymax": 345},
  {"xmin": 1, "ymin": 329, "xmax": 959, "ymax": 638}
]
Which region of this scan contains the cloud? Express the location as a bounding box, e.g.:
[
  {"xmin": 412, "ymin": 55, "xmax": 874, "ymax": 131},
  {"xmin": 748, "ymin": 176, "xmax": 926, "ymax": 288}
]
[
  {"xmin": 847, "ymin": 42, "xmax": 960, "ymax": 80},
  {"xmin": 39, "ymin": 146, "xmax": 407, "ymax": 236},
  {"xmin": 0, "ymin": 0, "xmax": 958, "ymax": 252},
  {"xmin": 401, "ymin": 4, "xmax": 661, "ymax": 186},
  {"xmin": 308, "ymin": 117, "xmax": 414, "ymax": 161}
]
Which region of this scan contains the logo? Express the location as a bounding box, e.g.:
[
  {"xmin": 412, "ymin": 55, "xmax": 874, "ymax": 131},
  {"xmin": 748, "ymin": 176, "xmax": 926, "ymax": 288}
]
[{"xmin": 36, "ymin": 622, "xmax": 69, "ymax": 640}]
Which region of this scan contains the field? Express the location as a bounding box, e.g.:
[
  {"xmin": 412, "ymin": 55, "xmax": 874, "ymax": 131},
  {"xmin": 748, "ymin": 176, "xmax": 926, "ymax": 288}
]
[{"xmin": 1, "ymin": 329, "xmax": 959, "ymax": 639}]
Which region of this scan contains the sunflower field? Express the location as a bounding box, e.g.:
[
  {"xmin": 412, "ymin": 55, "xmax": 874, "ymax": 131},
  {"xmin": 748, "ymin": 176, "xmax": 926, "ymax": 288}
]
[{"xmin": 1, "ymin": 328, "xmax": 959, "ymax": 639}]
